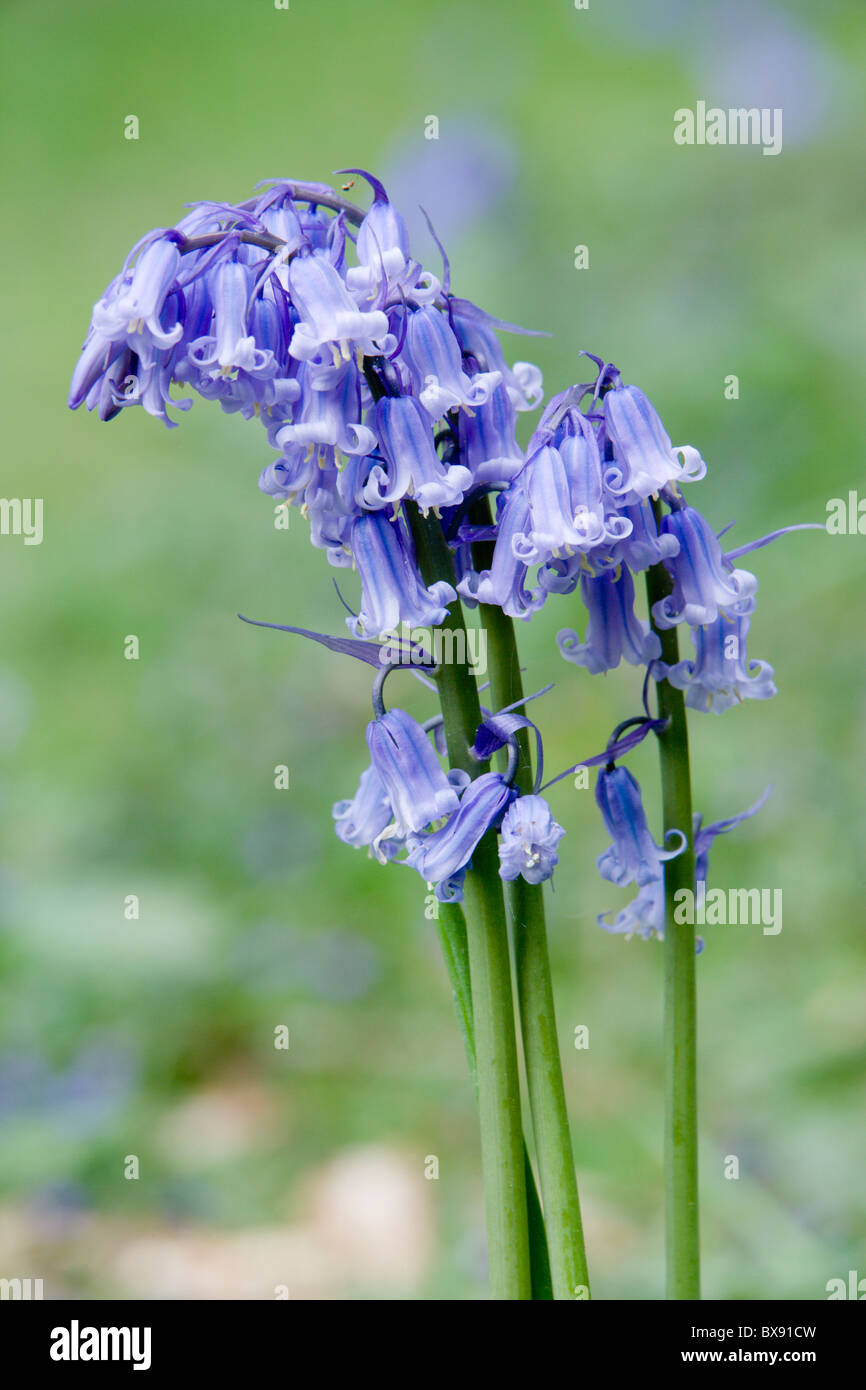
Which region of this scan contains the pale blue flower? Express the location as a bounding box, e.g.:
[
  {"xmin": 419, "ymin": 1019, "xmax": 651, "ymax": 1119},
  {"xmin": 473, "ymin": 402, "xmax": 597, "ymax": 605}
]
[
  {"xmin": 558, "ymin": 566, "xmax": 660, "ymax": 674},
  {"xmin": 457, "ymin": 487, "xmax": 545, "ymax": 620},
  {"xmin": 272, "ymin": 361, "xmax": 375, "ymax": 458},
  {"xmin": 401, "ymin": 306, "xmax": 501, "ymax": 420},
  {"xmin": 366, "ymin": 709, "xmax": 461, "ymax": 838},
  {"xmin": 651, "ymin": 505, "xmax": 757, "ymax": 630},
  {"xmin": 603, "ymin": 381, "xmax": 706, "ymax": 502},
  {"xmin": 91, "ymin": 231, "xmax": 184, "ymax": 353},
  {"xmin": 455, "ymin": 381, "xmax": 525, "ymax": 485},
  {"xmin": 498, "ymin": 795, "xmax": 565, "ymax": 885},
  {"xmin": 288, "ymin": 247, "xmax": 390, "ymax": 363},
  {"xmin": 350, "ymin": 511, "xmax": 455, "ymax": 637},
  {"xmin": 361, "ymin": 395, "xmax": 472, "ymax": 513},
  {"xmin": 333, "ymin": 766, "xmax": 395, "ymax": 853},
  {"xmin": 663, "ymin": 612, "xmax": 776, "ymax": 713}
]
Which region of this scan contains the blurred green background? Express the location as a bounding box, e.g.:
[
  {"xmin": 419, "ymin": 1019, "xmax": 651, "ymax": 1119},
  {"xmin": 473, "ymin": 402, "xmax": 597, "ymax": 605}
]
[{"xmin": 1, "ymin": 0, "xmax": 864, "ymax": 1299}]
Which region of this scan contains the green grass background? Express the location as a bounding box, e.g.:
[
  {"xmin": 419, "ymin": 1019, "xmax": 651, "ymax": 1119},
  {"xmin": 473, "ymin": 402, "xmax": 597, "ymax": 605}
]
[{"xmin": 0, "ymin": 0, "xmax": 864, "ymax": 1298}]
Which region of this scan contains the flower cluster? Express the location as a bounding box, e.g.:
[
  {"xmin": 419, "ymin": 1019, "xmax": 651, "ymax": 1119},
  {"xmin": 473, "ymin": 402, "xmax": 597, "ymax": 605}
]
[
  {"xmin": 450, "ymin": 354, "xmax": 790, "ymax": 939},
  {"xmin": 71, "ymin": 171, "xmax": 803, "ymax": 935},
  {"xmin": 69, "ymin": 172, "xmax": 541, "ymax": 641},
  {"xmin": 333, "ymin": 702, "xmax": 564, "ymax": 903},
  {"xmin": 457, "ymin": 357, "xmax": 775, "ymax": 707}
]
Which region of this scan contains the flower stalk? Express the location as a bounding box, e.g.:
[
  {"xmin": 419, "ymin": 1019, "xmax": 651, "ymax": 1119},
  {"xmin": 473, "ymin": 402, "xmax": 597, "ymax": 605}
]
[
  {"xmin": 407, "ymin": 502, "xmax": 532, "ymax": 1300},
  {"xmin": 646, "ymin": 498, "xmax": 700, "ymax": 1301},
  {"xmin": 437, "ymin": 901, "xmax": 553, "ymax": 1300},
  {"xmin": 477, "ymin": 579, "xmax": 591, "ymax": 1300}
]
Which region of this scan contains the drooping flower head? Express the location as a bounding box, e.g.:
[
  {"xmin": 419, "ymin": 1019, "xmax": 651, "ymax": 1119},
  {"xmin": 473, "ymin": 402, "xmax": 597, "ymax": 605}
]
[
  {"xmin": 405, "ymin": 771, "xmax": 515, "ymax": 899},
  {"xmin": 599, "ymin": 791, "xmax": 770, "ymax": 946},
  {"xmin": 332, "ymin": 766, "xmax": 396, "ymax": 861},
  {"xmin": 365, "ymin": 708, "xmax": 462, "ymax": 838},
  {"xmin": 557, "ymin": 565, "xmax": 661, "ymax": 675},
  {"xmin": 601, "ymin": 377, "xmax": 706, "ymax": 504},
  {"xmin": 651, "ymin": 504, "xmax": 757, "ymax": 630},
  {"xmin": 662, "ymin": 612, "xmax": 776, "ymax": 714},
  {"xmin": 595, "ymin": 763, "xmax": 685, "ymax": 889},
  {"xmin": 69, "ymin": 173, "xmax": 544, "ymax": 637}
]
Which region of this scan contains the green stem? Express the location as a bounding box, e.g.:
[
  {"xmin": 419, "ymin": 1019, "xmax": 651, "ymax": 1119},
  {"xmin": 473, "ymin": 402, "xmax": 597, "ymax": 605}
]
[
  {"xmin": 478, "ymin": 593, "xmax": 591, "ymax": 1300},
  {"xmin": 646, "ymin": 501, "xmax": 700, "ymax": 1300},
  {"xmin": 437, "ymin": 902, "xmax": 553, "ymax": 1300},
  {"xmin": 406, "ymin": 503, "xmax": 532, "ymax": 1300}
]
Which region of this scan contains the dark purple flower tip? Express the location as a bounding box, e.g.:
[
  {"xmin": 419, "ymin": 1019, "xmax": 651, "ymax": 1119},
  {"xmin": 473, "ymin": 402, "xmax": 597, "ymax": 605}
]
[{"xmin": 333, "ymin": 168, "xmax": 390, "ymax": 205}]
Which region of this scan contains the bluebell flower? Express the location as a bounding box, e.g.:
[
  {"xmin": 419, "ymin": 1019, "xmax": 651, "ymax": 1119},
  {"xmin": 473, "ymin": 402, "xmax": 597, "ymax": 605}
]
[
  {"xmin": 557, "ymin": 565, "xmax": 661, "ymax": 674},
  {"xmin": 602, "ymin": 381, "xmax": 706, "ymax": 502},
  {"xmin": 406, "ymin": 771, "xmax": 515, "ymax": 890},
  {"xmin": 400, "ymin": 306, "xmax": 501, "ymax": 420},
  {"xmin": 519, "ymin": 444, "xmax": 585, "ymax": 560},
  {"xmin": 350, "ymin": 511, "xmax": 456, "ymax": 637},
  {"xmin": 304, "ymin": 462, "xmax": 355, "ymax": 558},
  {"xmin": 345, "ymin": 171, "xmax": 412, "ymax": 294},
  {"xmin": 595, "ymin": 764, "xmax": 685, "ymax": 888},
  {"xmin": 71, "ymin": 276, "xmax": 194, "ymax": 428},
  {"xmin": 517, "ymin": 427, "xmax": 632, "ymax": 566},
  {"xmin": 68, "ymin": 323, "xmax": 128, "ymax": 413},
  {"xmin": 127, "ymin": 349, "xmax": 193, "ymax": 427},
  {"xmin": 272, "ymin": 360, "xmax": 375, "ymax": 459},
  {"xmin": 91, "ymin": 230, "xmax": 185, "ymax": 354},
  {"xmin": 257, "ymin": 444, "xmax": 350, "ymax": 553},
  {"xmin": 662, "ymin": 612, "xmax": 776, "ymax": 713},
  {"xmin": 559, "ymin": 425, "xmax": 633, "ymax": 551},
  {"xmin": 599, "ymin": 790, "xmax": 770, "ymax": 943},
  {"xmin": 470, "ymin": 381, "xmax": 637, "ymax": 596},
  {"xmin": 455, "ymin": 381, "xmax": 525, "ymax": 485},
  {"xmin": 366, "ymin": 709, "xmax": 461, "ymax": 838},
  {"xmin": 598, "ymin": 877, "xmax": 664, "ymax": 942},
  {"xmin": 343, "ymin": 170, "xmax": 441, "ymax": 307},
  {"xmin": 333, "ymin": 765, "xmax": 396, "ymax": 858},
  {"xmin": 498, "ymin": 794, "xmax": 565, "ymax": 885},
  {"xmin": 607, "ymin": 498, "xmax": 680, "ymax": 572},
  {"xmin": 188, "ymin": 259, "xmax": 279, "ymax": 383},
  {"xmin": 287, "ymin": 246, "xmax": 390, "ymax": 363},
  {"xmin": 217, "ymin": 290, "xmax": 300, "ymax": 419},
  {"xmin": 651, "ymin": 505, "xmax": 757, "ymax": 630},
  {"xmin": 361, "ymin": 395, "xmax": 472, "ymax": 513},
  {"xmin": 258, "ymin": 450, "xmax": 315, "ymax": 503},
  {"xmin": 457, "ymin": 487, "xmax": 545, "ymax": 620},
  {"xmin": 169, "ymin": 269, "xmax": 217, "ymax": 365}
]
